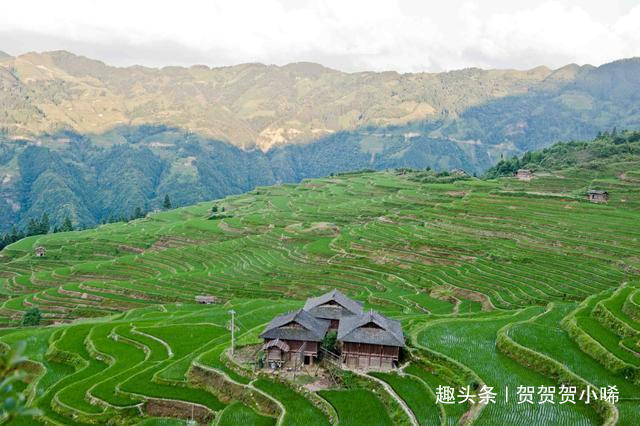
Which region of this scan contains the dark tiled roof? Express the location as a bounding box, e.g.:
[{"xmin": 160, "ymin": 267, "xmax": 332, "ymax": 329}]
[
  {"xmin": 588, "ymin": 190, "xmax": 608, "ymax": 195},
  {"xmin": 303, "ymin": 289, "xmax": 363, "ymax": 320},
  {"xmin": 259, "ymin": 308, "xmax": 329, "ymax": 342},
  {"xmin": 337, "ymin": 310, "xmax": 405, "ymax": 347},
  {"xmin": 263, "ymin": 339, "xmax": 290, "ymax": 352}
]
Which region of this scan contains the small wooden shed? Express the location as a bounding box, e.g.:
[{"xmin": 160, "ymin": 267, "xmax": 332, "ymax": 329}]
[
  {"xmin": 587, "ymin": 190, "xmax": 609, "ymax": 203},
  {"xmin": 34, "ymin": 246, "xmax": 46, "ymax": 257},
  {"xmin": 195, "ymin": 295, "xmax": 216, "ymax": 304},
  {"xmin": 516, "ymin": 169, "xmax": 533, "ymax": 181}
]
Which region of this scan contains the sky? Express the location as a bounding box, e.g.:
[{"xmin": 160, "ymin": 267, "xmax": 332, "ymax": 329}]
[{"xmin": 1, "ymin": 0, "xmax": 639, "ymax": 73}]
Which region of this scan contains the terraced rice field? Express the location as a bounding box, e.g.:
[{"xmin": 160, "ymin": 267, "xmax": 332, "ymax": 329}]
[{"xmin": 1, "ymin": 163, "xmax": 639, "ymax": 424}]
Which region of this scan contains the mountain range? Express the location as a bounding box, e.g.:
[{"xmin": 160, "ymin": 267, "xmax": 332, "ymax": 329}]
[{"xmin": 1, "ymin": 51, "xmax": 640, "ymax": 231}]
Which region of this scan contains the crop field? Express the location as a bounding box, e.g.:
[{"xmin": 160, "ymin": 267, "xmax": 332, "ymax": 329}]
[{"xmin": 1, "ymin": 155, "xmax": 640, "ymax": 424}]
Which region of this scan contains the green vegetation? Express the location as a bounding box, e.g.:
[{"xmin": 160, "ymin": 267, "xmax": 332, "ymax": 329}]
[
  {"xmin": 0, "ymin": 133, "xmax": 639, "ymax": 424},
  {"xmin": 486, "ymin": 130, "xmax": 640, "ymax": 178},
  {"xmin": 369, "ymin": 372, "xmax": 440, "ymax": 426},
  {"xmin": 21, "ymin": 307, "xmax": 41, "ymax": 326},
  {"xmin": 253, "ymin": 379, "xmax": 329, "ymax": 426},
  {"xmin": 319, "ymin": 389, "xmax": 393, "ymax": 426},
  {"xmin": 3, "ymin": 52, "xmax": 640, "ymax": 232},
  {"xmin": 0, "ymin": 341, "xmax": 41, "ymax": 423},
  {"xmin": 217, "ymin": 402, "xmax": 275, "ymax": 426}
]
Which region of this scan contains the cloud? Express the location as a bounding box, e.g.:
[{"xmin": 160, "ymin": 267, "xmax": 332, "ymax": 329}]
[{"xmin": 0, "ymin": 0, "xmax": 638, "ymax": 72}]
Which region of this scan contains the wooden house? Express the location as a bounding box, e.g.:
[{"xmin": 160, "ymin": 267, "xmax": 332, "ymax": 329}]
[
  {"xmin": 338, "ymin": 309, "xmax": 405, "ymax": 370},
  {"xmin": 195, "ymin": 295, "xmax": 216, "ymax": 304},
  {"xmin": 303, "ymin": 289, "xmax": 363, "ymax": 330},
  {"xmin": 587, "ymin": 190, "xmax": 609, "ymax": 203},
  {"xmin": 516, "ymin": 169, "xmax": 533, "ymax": 181},
  {"xmin": 34, "ymin": 246, "xmax": 46, "ymax": 257},
  {"xmin": 260, "ymin": 308, "xmax": 329, "ymax": 367}
]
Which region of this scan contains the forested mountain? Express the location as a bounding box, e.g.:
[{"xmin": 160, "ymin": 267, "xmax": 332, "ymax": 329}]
[
  {"xmin": 1, "ymin": 52, "xmax": 640, "ymax": 231},
  {"xmin": 485, "ymin": 130, "xmax": 640, "ymax": 178}
]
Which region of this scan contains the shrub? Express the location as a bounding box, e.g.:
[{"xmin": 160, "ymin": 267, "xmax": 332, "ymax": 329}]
[{"xmin": 21, "ymin": 308, "xmax": 41, "ymax": 326}]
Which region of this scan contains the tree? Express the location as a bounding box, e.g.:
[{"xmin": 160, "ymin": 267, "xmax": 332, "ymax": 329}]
[
  {"xmin": 132, "ymin": 207, "xmax": 144, "ymax": 220},
  {"xmin": 61, "ymin": 217, "xmax": 73, "ymax": 232},
  {"xmin": 21, "ymin": 308, "xmax": 41, "ymax": 327},
  {"xmin": 0, "ymin": 341, "xmax": 41, "ymax": 422},
  {"xmin": 211, "ymin": 205, "xmax": 218, "ymax": 213},
  {"xmin": 163, "ymin": 195, "xmax": 172, "ymax": 209},
  {"xmin": 321, "ymin": 331, "xmax": 338, "ymax": 354},
  {"xmin": 39, "ymin": 213, "xmax": 49, "ymax": 235},
  {"xmin": 25, "ymin": 219, "xmax": 39, "ymax": 237}
]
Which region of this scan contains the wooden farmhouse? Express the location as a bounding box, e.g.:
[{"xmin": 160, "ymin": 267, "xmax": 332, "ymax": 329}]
[
  {"xmin": 260, "ymin": 289, "xmax": 405, "ymax": 370},
  {"xmin": 34, "ymin": 246, "xmax": 46, "ymax": 257},
  {"xmin": 303, "ymin": 289, "xmax": 364, "ymax": 330},
  {"xmin": 260, "ymin": 308, "xmax": 329, "ymax": 367},
  {"xmin": 338, "ymin": 310, "xmax": 405, "ymax": 369},
  {"xmin": 587, "ymin": 190, "xmax": 609, "ymax": 203},
  {"xmin": 516, "ymin": 169, "xmax": 533, "ymax": 181}
]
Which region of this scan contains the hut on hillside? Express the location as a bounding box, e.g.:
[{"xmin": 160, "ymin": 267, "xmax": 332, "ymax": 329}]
[
  {"xmin": 260, "ymin": 308, "xmax": 329, "ymax": 368},
  {"xmin": 195, "ymin": 295, "xmax": 216, "ymax": 304},
  {"xmin": 516, "ymin": 169, "xmax": 533, "ymax": 181},
  {"xmin": 587, "ymin": 190, "xmax": 609, "ymax": 203},
  {"xmin": 34, "ymin": 246, "xmax": 46, "ymax": 257},
  {"xmin": 338, "ymin": 310, "xmax": 405, "ymax": 370},
  {"xmin": 303, "ymin": 289, "xmax": 363, "ymax": 330}
]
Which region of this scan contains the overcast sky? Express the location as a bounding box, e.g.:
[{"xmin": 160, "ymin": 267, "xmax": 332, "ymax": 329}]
[{"xmin": 1, "ymin": 0, "xmax": 639, "ymax": 72}]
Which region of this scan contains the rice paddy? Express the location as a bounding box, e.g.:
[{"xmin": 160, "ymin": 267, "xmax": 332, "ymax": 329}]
[{"xmin": 1, "ymin": 162, "xmax": 639, "ymax": 424}]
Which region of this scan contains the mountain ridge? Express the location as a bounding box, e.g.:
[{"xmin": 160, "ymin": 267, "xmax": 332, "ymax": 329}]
[
  {"xmin": 2, "ymin": 49, "xmax": 622, "ymax": 151},
  {"xmin": 2, "ymin": 51, "xmax": 640, "ymax": 233}
]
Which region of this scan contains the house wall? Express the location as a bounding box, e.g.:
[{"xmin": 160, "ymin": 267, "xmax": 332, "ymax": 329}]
[
  {"xmin": 589, "ymin": 194, "xmax": 608, "ymax": 202},
  {"xmin": 263, "ymin": 339, "xmax": 319, "ymax": 363},
  {"xmin": 341, "ymin": 342, "xmax": 399, "ymax": 370}
]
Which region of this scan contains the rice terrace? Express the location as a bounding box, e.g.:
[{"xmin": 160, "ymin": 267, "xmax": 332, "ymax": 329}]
[{"xmin": 0, "ymin": 130, "xmax": 638, "ymax": 425}]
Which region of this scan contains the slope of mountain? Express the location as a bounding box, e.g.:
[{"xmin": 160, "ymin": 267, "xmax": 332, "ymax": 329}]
[
  {"xmin": 1, "ymin": 137, "xmax": 639, "ymax": 424},
  {"xmin": 0, "ymin": 50, "xmax": 556, "ymax": 150},
  {"xmin": 1, "ymin": 52, "xmax": 640, "ymax": 231}
]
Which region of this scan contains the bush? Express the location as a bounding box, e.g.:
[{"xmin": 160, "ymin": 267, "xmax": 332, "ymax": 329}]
[
  {"xmin": 321, "ymin": 331, "xmax": 337, "ymax": 354},
  {"xmin": 21, "ymin": 308, "xmax": 41, "ymax": 326}
]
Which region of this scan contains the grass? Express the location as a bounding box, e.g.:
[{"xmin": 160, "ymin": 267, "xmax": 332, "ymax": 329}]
[
  {"xmin": 253, "ymin": 379, "xmax": 329, "ymax": 426},
  {"xmin": 417, "ymin": 309, "xmax": 601, "ymax": 425},
  {"xmin": 0, "ymin": 164, "xmax": 639, "ymax": 424},
  {"xmin": 369, "ymin": 372, "xmax": 440, "ymax": 426},
  {"xmin": 319, "ymin": 389, "xmax": 392, "ymax": 426},
  {"xmin": 216, "ymin": 402, "xmax": 276, "ymax": 426}
]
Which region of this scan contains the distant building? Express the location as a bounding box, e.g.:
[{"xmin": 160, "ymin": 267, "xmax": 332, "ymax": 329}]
[
  {"xmin": 587, "ymin": 190, "xmax": 609, "ymax": 203},
  {"xmin": 34, "ymin": 246, "xmax": 46, "ymax": 257},
  {"xmin": 338, "ymin": 310, "xmax": 405, "ymax": 370},
  {"xmin": 195, "ymin": 295, "xmax": 216, "ymax": 304},
  {"xmin": 516, "ymin": 169, "xmax": 533, "ymax": 181},
  {"xmin": 260, "ymin": 289, "xmax": 405, "ymax": 370},
  {"xmin": 303, "ymin": 289, "xmax": 364, "ymax": 330}
]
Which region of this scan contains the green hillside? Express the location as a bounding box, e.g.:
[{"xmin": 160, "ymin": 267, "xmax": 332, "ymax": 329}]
[
  {"xmin": 2, "ymin": 53, "xmax": 640, "ymax": 232},
  {"xmin": 1, "ymin": 134, "xmax": 640, "ymax": 424}
]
